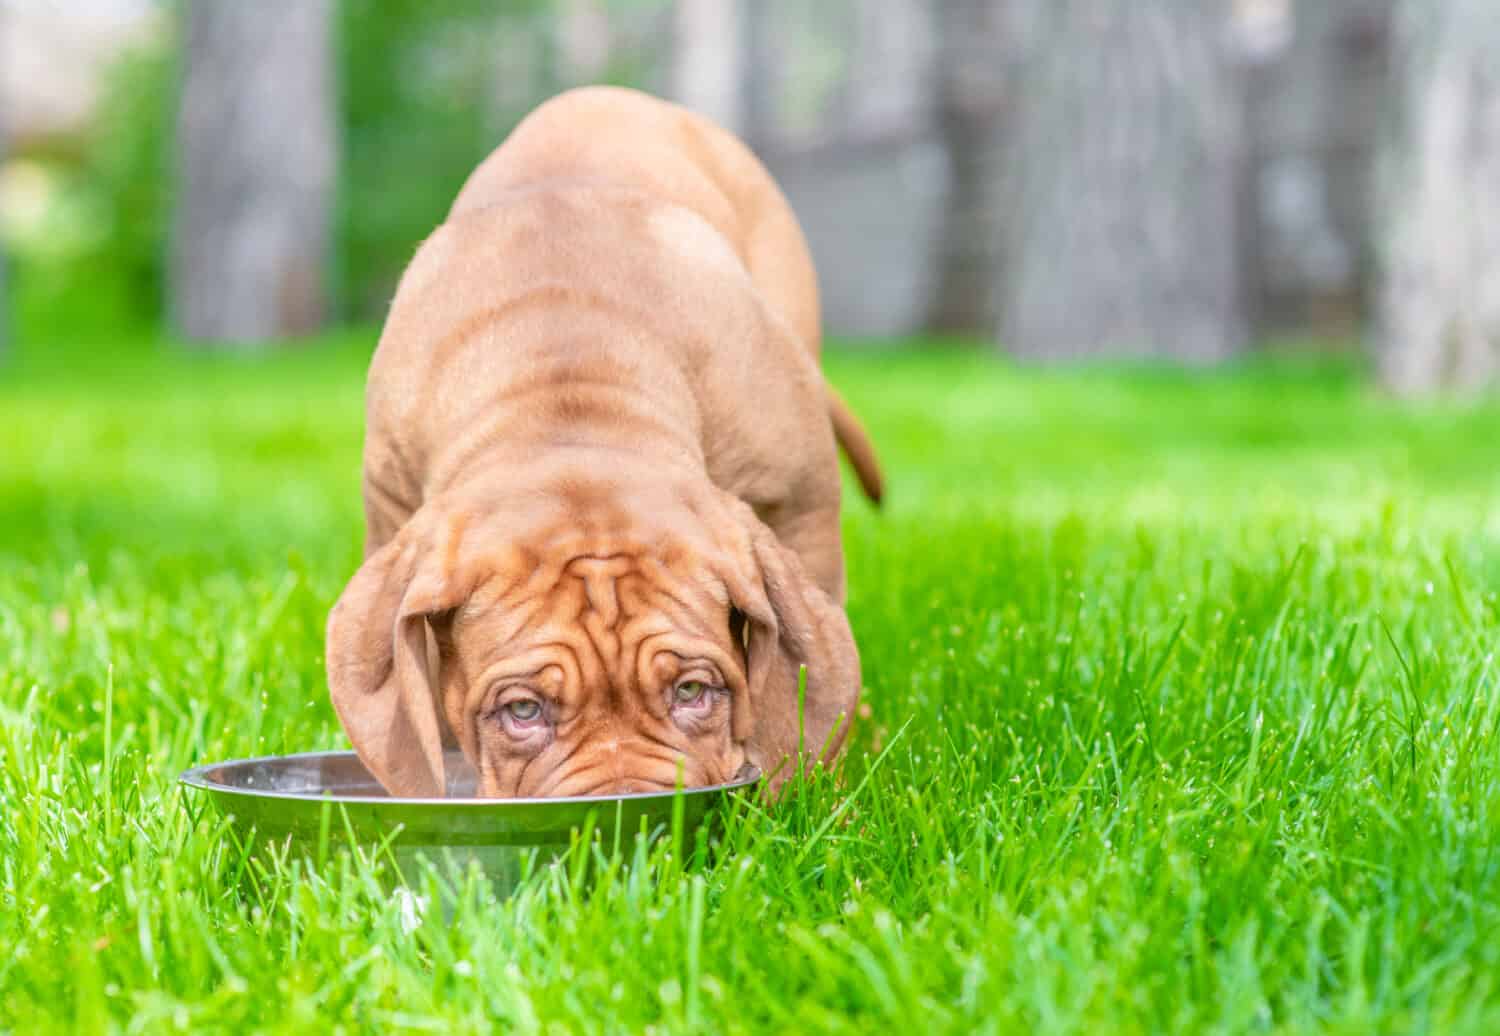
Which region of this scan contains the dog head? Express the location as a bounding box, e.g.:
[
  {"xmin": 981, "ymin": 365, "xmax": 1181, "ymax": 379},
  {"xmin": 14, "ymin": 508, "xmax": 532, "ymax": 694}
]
[{"xmin": 326, "ymin": 471, "xmax": 859, "ymax": 797}]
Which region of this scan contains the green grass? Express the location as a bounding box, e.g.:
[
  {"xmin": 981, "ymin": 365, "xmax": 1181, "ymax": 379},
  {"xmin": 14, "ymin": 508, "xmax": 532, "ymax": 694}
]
[{"xmin": 4, "ymin": 338, "xmax": 1500, "ymax": 1033}]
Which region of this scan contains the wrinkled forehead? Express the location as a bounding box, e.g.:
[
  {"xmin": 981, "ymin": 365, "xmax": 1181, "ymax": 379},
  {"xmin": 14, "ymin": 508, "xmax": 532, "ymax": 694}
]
[{"xmin": 452, "ymin": 539, "xmax": 733, "ymax": 664}]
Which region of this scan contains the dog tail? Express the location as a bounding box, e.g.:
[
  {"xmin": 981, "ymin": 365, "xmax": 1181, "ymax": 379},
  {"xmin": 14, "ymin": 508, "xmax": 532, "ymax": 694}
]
[{"xmin": 827, "ymin": 385, "xmax": 885, "ymax": 506}]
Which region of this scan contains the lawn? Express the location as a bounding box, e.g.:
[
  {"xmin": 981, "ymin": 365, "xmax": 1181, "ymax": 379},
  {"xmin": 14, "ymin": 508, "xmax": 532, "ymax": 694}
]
[{"xmin": 3, "ymin": 339, "xmax": 1500, "ymax": 1033}]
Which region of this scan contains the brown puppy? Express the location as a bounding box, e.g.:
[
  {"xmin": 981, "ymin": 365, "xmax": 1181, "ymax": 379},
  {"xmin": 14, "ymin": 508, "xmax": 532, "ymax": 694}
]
[{"xmin": 326, "ymin": 87, "xmax": 883, "ymax": 798}]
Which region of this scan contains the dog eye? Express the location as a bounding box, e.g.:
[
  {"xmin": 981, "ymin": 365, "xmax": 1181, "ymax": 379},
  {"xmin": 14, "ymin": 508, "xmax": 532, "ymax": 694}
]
[
  {"xmin": 673, "ymin": 681, "xmax": 710, "ymax": 707},
  {"xmin": 505, "ymin": 699, "xmax": 542, "ymax": 723}
]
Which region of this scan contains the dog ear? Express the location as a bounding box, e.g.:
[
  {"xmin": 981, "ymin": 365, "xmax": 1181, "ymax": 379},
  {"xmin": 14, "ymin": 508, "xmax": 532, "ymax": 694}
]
[
  {"xmin": 719, "ymin": 501, "xmax": 861, "ymax": 785},
  {"xmin": 326, "ymin": 507, "xmax": 466, "ymax": 797}
]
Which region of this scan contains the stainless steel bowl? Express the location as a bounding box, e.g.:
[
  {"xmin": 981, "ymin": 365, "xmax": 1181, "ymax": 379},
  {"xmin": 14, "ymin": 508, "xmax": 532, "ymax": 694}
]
[{"xmin": 181, "ymin": 750, "xmax": 759, "ymax": 885}]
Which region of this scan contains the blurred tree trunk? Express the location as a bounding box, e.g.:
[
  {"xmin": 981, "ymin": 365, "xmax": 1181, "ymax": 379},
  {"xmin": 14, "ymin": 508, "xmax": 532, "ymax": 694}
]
[
  {"xmin": 1243, "ymin": 0, "xmax": 1391, "ymax": 336},
  {"xmin": 845, "ymin": 0, "xmax": 931, "ymax": 138},
  {"xmin": 170, "ymin": 0, "xmax": 335, "ymax": 347},
  {"xmin": 925, "ymin": 0, "xmax": 1012, "ymax": 335},
  {"xmin": 554, "ymin": 0, "xmax": 612, "ymax": 88},
  {"xmin": 1000, "ymin": 0, "xmax": 1249, "ymax": 362},
  {"xmin": 671, "ymin": 0, "xmax": 744, "ymax": 133},
  {"xmin": 1376, "ymin": 0, "xmax": 1500, "ymax": 393},
  {"xmin": 740, "ymin": 0, "xmax": 776, "ymax": 151}
]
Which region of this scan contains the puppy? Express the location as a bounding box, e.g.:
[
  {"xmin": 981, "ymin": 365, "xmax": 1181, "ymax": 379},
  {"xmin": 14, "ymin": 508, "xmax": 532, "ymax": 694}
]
[{"xmin": 326, "ymin": 87, "xmax": 883, "ymax": 798}]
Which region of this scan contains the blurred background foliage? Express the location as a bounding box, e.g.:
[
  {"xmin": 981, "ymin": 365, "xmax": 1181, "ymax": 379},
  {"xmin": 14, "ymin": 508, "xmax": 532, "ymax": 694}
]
[
  {"xmin": 9, "ymin": 36, "xmax": 173, "ymax": 339},
  {"xmin": 6, "ymin": 0, "xmax": 559, "ymax": 339},
  {"xmin": 336, "ymin": 0, "xmax": 526, "ymax": 319}
]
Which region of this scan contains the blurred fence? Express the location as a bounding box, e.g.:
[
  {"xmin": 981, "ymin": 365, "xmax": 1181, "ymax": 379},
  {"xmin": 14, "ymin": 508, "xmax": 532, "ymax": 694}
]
[
  {"xmin": 484, "ymin": 0, "xmax": 1391, "ymax": 341},
  {"xmin": 540, "ymin": 0, "xmax": 1392, "ymax": 341}
]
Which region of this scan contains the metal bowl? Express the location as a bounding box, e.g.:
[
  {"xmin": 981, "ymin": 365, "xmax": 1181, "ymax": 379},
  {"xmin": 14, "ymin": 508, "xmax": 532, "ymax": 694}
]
[{"xmin": 181, "ymin": 750, "xmax": 760, "ymax": 885}]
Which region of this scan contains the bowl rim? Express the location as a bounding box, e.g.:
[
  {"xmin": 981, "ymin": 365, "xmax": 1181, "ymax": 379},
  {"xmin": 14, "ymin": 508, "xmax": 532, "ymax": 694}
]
[{"xmin": 179, "ymin": 749, "xmax": 762, "ymax": 806}]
